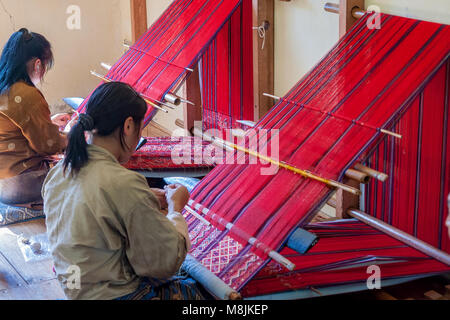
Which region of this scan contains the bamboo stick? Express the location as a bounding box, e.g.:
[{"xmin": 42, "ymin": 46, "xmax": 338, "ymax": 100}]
[
  {"xmin": 354, "ymin": 163, "xmax": 388, "ymax": 182},
  {"xmin": 180, "ymin": 98, "xmax": 196, "ymax": 106},
  {"xmin": 264, "ymin": 93, "xmax": 402, "ymax": 139},
  {"xmin": 175, "ymin": 119, "xmax": 184, "ymax": 129},
  {"xmin": 187, "ymin": 200, "xmax": 296, "ymax": 271},
  {"xmin": 90, "ymin": 71, "xmax": 168, "ymax": 113},
  {"xmin": 345, "ymin": 168, "xmax": 370, "ymax": 184},
  {"xmin": 324, "ymin": 2, "xmax": 365, "ymax": 19},
  {"xmin": 327, "ymin": 197, "xmax": 337, "ymax": 208},
  {"xmin": 193, "ymin": 127, "xmax": 361, "ymax": 195},
  {"xmin": 100, "ymin": 62, "xmax": 112, "ymax": 71},
  {"xmin": 348, "ymin": 209, "xmax": 450, "ymax": 266},
  {"xmin": 324, "ymin": 2, "xmax": 339, "ymax": 14}
]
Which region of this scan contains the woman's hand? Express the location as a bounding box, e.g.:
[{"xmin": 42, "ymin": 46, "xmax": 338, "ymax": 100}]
[
  {"xmin": 51, "ymin": 113, "xmax": 72, "ymax": 127},
  {"xmin": 63, "ymin": 113, "xmax": 79, "ymax": 133},
  {"xmin": 150, "ymin": 188, "xmax": 168, "ymax": 210},
  {"xmin": 165, "ymin": 184, "xmax": 190, "ymax": 213}
]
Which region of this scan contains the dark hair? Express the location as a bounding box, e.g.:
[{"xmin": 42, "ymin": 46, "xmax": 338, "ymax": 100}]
[
  {"xmin": 0, "ymin": 28, "xmax": 54, "ymax": 94},
  {"xmin": 64, "ymin": 82, "xmax": 147, "ymax": 176}
]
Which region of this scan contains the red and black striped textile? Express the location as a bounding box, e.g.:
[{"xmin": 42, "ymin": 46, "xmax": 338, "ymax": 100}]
[
  {"xmin": 199, "ymin": 0, "xmax": 254, "ymax": 131},
  {"xmin": 363, "ymin": 60, "xmax": 449, "ymax": 253},
  {"xmin": 184, "ymin": 13, "xmax": 450, "ymax": 291},
  {"xmin": 241, "ymin": 220, "xmax": 450, "ymax": 297},
  {"xmin": 123, "ymin": 136, "xmax": 215, "ymax": 170},
  {"xmin": 78, "ymin": 0, "xmax": 253, "ymax": 128}
]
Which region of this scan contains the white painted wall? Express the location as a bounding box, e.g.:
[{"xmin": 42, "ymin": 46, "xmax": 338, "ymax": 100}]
[
  {"xmin": 274, "ymin": 0, "xmax": 339, "ymax": 96},
  {"xmin": 0, "ymin": 0, "xmax": 131, "ymax": 109}
]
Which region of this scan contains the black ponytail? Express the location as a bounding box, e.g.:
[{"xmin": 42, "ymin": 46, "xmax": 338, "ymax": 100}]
[
  {"xmin": 63, "ymin": 82, "xmax": 147, "ymax": 176},
  {"xmin": 0, "ymin": 28, "xmax": 53, "ymax": 93}
]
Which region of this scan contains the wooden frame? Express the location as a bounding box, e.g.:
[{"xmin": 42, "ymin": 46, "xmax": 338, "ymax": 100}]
[
  {"xmin": 339, "ymin": 0, "xmax": 365, "ymax": 37},
  {"xmin": 252, "ymin": 0, "xmax": 275, "ymax": 120},
  {"xmin": 130, "ymin": 0, "xmax": 148, "ymax": 43},
  {"xmin": 183, "ymin": 66, "xmax": 203, "ymax": 134},
  {"xmin": 325, "ymin": 0, "xmax": 365, "ymax": 38},
  {"xmin": 181, "ymin": 0, "xmax": 275, "ymax": 135}
]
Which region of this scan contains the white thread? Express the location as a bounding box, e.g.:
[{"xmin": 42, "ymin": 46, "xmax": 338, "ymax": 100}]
[{"xmin": 253, "ymin": 24, "xmax": 266, "ymax": 50}]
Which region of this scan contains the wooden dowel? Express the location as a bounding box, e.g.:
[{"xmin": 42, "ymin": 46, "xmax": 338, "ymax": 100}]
[
  {"xmin": 101, "ymin": 62, "xmax": 112, "ymax": 71},
  {"xmin": 193, "ymin": 128, "xmax": 361, "ymax": 196},
  {"xmin": 164, "ymin": 93, "xmax": 181, "ymax": 106},
  {"xmin": 324, "ymin": 2, "xmax": 339, "ymax": 14},
  {"xmin": 236, "ymin": 120, "xmax": 257, "ymax": 128},
  {"xmin": 347, "ymin": 209, "xmax": 450, "ymax": 266},
  {"xmin": 352, "ymin": 7, "xmax": 366, "ymax": 19},
  {"xmin": 324, "ymin": 2, "xmax": 366, "ymax": 19},
  {"xmin": 175, "ymin": 119, "xmax": 184, "ymax": 129},
  {"xmin": 345, "ymin": 168, "xmax": 370, "ymax": 184},
  {"xmin": 180, "ymin": 98, "xmax": 196, "ymax": 106},
  {"xmin": 354, "ymin": 164, "xmax": 388, "ymax": 182},
  {"xmin": 327, "ymin": 197, "xmax": 337, "ymax": 208},
  {"xmin": 153, "ymin": 99, "xmax": 175, "ymax": 109}
]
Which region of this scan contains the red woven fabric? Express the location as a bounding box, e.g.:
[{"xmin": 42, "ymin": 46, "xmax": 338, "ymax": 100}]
[
  {"xmin": 184, "ymin": 13, "xmax": 450, "ymax": 291},
  {"xmin": 363, "ymin": 60, "xmax": 450, "ymax": 253},
  {"xmin": 200, "ymin": 0, "xmax": 254, "ymax": 130},
  {"xmin": 78, "ymin": 0, "xmax": 243, "ymax": 125},
  {"xmin": 240, "ymin": 220, "xmax": 450, "ymax": 297},
  {"xmin": 124, "ymin": 136, "xmax": 215, "ymax": 169}
]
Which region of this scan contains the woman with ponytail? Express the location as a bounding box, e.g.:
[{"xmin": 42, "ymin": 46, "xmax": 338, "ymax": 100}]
[
  {"xmin": 43, "ymin": 82, "xmax": 206, "ymax": 300},
  {"xmin": 0, "ymin": 28, "xmax": 68, "ymax": 208}
]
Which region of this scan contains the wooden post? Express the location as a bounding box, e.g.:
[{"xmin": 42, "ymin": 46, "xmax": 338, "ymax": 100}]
[
  {"xmin": 183, "ymin": 65, "xmax": 202, "ymax": 135},
  {"xmin": 252, "ymin": 0, "xmax": 275, "ymax": 120},
  {"xmin": 130, "ymin": 0, "xmax": 148, "ymax": 43},
  {"xmin": 338, "ymin": 0, "xmax": 365, "ymax": 38},
  {"xmin": 335, "ymin": 178, "xmax": 360, "ymax": 219}
]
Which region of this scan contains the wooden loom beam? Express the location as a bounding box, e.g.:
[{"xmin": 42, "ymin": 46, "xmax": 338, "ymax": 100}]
[
  {"xmin": 325, "ymin": 0, "xmax": 365, "ymax": 38},
  {"xmin": 183, "ymin": 66, "xmax": 202, "ymax": 135},
  {"xmin": 253, "ymin": 0, "xmax": 275, "ymax": 120},
  {"xmin": 130, "ymin": 0, "xmax": 148, "ymax": 43}
]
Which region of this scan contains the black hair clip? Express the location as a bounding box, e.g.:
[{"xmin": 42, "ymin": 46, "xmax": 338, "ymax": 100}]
[{"xmin": 18, "ymin": 28, "xmax": 33, "ymax": 42}]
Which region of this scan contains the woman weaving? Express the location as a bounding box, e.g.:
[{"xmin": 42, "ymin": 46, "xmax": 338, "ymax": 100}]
[
  {"xmin": 0, "ymin": 29, "xmax": 69, "ymax": 208},
  {"xmin": 43, "ymin": 82, "xmax": 207, "ymax": 300}
]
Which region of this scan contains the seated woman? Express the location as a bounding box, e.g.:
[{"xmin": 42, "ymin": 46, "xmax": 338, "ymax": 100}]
[
  {"xmin": 0, "ymin": 28, "xmax": 68, "ymax": 208},
  {"xmin": 43, "ymin": 82, "xmax": 207, "ymax": 300}
]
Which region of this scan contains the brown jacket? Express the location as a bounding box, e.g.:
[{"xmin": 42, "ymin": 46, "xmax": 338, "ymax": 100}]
[{"xmin": 0, "ymin": 82, "xmax": 65, "ymax": 179}]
